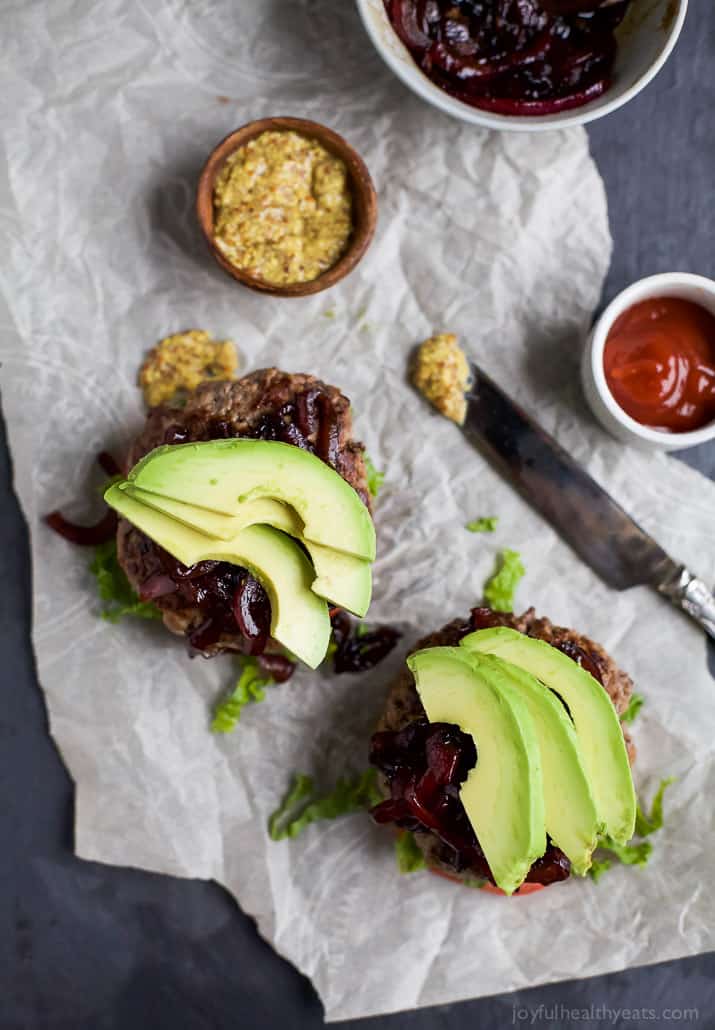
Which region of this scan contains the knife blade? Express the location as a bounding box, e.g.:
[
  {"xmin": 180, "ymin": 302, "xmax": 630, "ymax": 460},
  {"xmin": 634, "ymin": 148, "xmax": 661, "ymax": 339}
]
[{"xmin": 462, "ymin": 360, "xmax": 715, "ymax": 640}]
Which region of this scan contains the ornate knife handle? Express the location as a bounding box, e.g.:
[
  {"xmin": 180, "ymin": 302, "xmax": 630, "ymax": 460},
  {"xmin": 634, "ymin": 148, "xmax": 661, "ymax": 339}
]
[{"xmin": 658, "ymin": 567, "xmax": 715, "ymax": 642}]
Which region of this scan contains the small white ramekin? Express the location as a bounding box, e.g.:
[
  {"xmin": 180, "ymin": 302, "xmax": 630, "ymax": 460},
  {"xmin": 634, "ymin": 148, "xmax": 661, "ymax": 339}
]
[
  {"xmin": 581, "ymin": 273, "xmax": 715, "ymax": 452},
  {"xmin": 356, "ymin": 0, "xmax": 688, "ymax": 132}
]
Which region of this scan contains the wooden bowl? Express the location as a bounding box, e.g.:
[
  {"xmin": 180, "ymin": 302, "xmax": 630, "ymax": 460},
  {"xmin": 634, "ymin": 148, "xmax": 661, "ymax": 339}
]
[{"xmin": 196, "ymin": 117, "xmax": 378, "ymax": 298}]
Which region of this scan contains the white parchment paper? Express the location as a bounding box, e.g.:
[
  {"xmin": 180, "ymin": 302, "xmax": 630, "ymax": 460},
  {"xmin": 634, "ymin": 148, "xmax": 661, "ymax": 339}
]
[{"xmin": 2, "ymin": 1, "xmax": 714, "ymax": 1021}]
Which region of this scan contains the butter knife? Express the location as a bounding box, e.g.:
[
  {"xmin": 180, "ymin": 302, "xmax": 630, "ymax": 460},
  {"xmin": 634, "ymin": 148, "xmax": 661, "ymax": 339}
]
[{"xmin": 462, "ymin": 361, "xmax": 715, "ymax": 641}]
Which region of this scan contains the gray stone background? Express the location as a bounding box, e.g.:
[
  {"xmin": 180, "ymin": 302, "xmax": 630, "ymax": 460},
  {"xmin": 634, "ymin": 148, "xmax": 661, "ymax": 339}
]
[{"xmin": 1, "ymin": 4, "xmax": 713, "ymax": 1028}]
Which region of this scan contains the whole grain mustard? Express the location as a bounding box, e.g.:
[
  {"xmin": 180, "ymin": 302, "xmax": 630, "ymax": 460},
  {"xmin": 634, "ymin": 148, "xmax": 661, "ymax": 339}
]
[
  {"xmin": 212, "ymin": 130, "xmax": 353, "ymax": 286},
  {"xmin": 138, "ymin": 330, "xmax": 238, "ymax": 408},
  {"xmin": 413, "ymin": 333, "xmax": 471, "ymax": 425}
]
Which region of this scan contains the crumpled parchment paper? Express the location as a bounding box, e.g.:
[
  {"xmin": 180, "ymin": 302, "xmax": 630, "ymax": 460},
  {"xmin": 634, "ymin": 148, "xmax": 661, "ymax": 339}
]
[{"xmin": 2, "ymin": 1, "xmax": 714, "ymax": 1021}]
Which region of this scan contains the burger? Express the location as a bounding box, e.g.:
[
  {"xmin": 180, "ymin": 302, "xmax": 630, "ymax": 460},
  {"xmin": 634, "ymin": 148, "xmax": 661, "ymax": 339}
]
[
  {"xmin": 112, "ymin": 367, "xmax": 375, "ymax": 666},
  {"xmin": 368, "ymin": 605, "xmax": 637, "ymax": 894}
]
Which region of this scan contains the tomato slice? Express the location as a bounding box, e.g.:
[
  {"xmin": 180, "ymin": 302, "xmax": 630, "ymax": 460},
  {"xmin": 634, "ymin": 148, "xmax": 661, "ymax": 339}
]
[
  {"xmin": 481, "ymin": 881, "xmax": 545, "ymax": 896},
  {"xmin": 428, "ymin": 867, "xmax": 544, "ymax": 895}
]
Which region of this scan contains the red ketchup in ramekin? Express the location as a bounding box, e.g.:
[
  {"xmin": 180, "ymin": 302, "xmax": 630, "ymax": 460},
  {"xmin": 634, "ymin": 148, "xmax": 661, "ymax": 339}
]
[{"xmin": 603, "ymin": 297, "xmax": 715, "ymax": 433}]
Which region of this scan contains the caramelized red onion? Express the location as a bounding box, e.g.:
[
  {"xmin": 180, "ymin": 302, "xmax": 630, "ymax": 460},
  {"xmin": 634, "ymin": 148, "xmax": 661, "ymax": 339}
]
[
  {"xmin": 370, "ymin": 718, "xmax": 491, "ymax": 876},
  {"xmin": 370, "ymin": 715, "xmax": 570, "ymax": 886},
  {"xmin": 389, "ymin": 0, "xmax": 431, "ymax": 49},
  {"xmin": 469, "ymin": 605, "xmax": 511, "ymax": 631},
  {"xmin": 426, "ymin": 27, "xmax": 553, "ymax": 83},
  {"xmin": 524, "ymin": 847, "xmax": 571, "ymax": 885},
  {"xmin": 330, "ymin": 610, "xmax": 402, "ymax": 674},
  {"xmin": 188, "ymin": 616, "xmax": 225, "ymax": 654},
  {"xmin": 176, "ymin": 386, "xmax": 345, "ymax": 475},
  {"xmin": 232, "ymin": 573, "xmax": 271, "ymax": 655},
  {"xmin": 385, "ymin": 0, "xmax": 630, "ymax": 116},
  {"xmin": 315, "ymin": 393, "xmax": 340, "ymax": 468},
  {"xmin": 554, "ymin": 638, "xmax": 605, "ymax": 684},
  {"xmin": 295, "ymin": 388, "xmax": 320, "ymax": 437},
  {"xmin": 154, "ymin": 557, "xmax": 271, "ymax": 658},
  {"xmin": 44, "ymin": 451, "xmax": 121, "ymax": 546},
  {"xmin": 460, "ymin": 79, "xmax": 609, "ymax": 116},
  {"xmin": 45, "ymin": 508, "xmax": 118, "ymax": 547}
]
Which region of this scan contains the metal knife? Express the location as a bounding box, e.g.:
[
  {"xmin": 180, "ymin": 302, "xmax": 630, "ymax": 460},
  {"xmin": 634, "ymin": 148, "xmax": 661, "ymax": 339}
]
[{"xmin": 462, "ymin": 361, "xmax": 715, "ymax": 641}]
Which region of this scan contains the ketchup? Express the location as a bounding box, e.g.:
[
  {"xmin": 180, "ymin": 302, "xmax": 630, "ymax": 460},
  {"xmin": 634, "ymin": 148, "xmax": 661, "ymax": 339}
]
[{"xmin": 603, "ymin": 297, "xmax": 715, "ymax": 433}]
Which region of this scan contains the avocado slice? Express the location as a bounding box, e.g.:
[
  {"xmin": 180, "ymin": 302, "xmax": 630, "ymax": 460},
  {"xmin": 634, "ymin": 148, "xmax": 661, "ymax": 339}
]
[
  {"xmin": 461, "ymin": 628, "xmax": 636, "ymax": 844},
  {"xmin": 127, "ymin": 439, "xmax": 376, "ymax": 562},
  {"xmin": 462, "ymin": 650, "xmax": 600, "ymax": 875},
  {"xmin": 122, "ymin": 485, "xmax": 297, "ymax": 541},
  {"xmin": 105, "ymin": 483, "xmax": 331, "ymax": 669},
  {"xmin": 407, "ymin": 646, "xmax": 546, "ymax": 895},
  {"xmin": 302, "ymin": 540, "xmax": 372, "ymax": 618},
  {"xmin": 122, "ymin": 484, "xmax": 372, "ymax": 618}
]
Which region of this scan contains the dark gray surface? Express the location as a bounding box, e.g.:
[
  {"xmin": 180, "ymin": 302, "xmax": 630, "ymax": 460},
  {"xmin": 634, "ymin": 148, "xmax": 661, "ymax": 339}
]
[{"xmin": 2, "ymin": 5, "xmax": 714, "ymax": 1030}]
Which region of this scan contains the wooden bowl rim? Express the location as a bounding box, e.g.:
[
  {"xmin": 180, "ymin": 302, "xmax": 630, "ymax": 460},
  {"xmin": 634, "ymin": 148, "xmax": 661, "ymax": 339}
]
[{"xmin": 196, "ymin": 116, "xmax": 378, "ymax": 298}]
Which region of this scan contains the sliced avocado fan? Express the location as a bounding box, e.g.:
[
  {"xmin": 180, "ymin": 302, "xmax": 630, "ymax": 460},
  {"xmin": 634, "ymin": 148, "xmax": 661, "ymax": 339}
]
[
  {"xmin": 123, "ymin": 486, "xmax": 296, "ymax": 541},
  {"xmin": 122, "ymin": 484, "xmax": 372, "ymax": 618},
  {"xmin": 461, "ymin": 628, "xmax": 636, "ymax": 845},
  {"xmin": 127, "ymin": 439, "xmax": 376, "ymax": 561},
  {"xmin": 408, "ymin": 646, "xmax": 546, "ymax": 895},
  {"xmin": 105, "ymin": 483, "xmax": 330, "ymax": 669},
  {"xmin": 464, "ymin": 651, "xmax": 601, "ymax": 875}
]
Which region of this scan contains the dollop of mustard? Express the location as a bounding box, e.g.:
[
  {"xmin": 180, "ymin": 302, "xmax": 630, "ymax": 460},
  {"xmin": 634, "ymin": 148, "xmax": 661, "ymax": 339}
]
[
  {"xmin": 212, "ymin": 130, "xmax": 353, "ymax": 286},
  {"xmin": 412, "ymin": 333, "xmax": 471, "ymax": 425},
  {"xmin": 138, "ymin": 330, "xmax": 238, "ymax": 408}
]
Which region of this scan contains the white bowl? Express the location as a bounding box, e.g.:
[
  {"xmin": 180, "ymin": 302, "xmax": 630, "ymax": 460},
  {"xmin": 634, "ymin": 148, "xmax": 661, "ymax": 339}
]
[
  {"xmin": 581, "ymin": 273, "xmax": 715, "ymax": 452},
  {"xmin": 356, "ymin": 0, "xmax": 688, "ymax": 132}
]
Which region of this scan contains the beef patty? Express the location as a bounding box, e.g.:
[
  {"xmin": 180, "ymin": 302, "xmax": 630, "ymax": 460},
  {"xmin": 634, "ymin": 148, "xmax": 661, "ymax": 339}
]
[
  {"xmin": 117, "ymin": 368, "xmax": 371, "ymax": 655},
  {"xmin": 371, "ymin": 606, "xmax": 636, "ymax": 888}
]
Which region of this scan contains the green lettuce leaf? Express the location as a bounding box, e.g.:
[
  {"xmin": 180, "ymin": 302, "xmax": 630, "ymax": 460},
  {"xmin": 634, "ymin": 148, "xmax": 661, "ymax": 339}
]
[
  {"xmin": 483, "ymin": 548, "xmax": 525, "ymax": 612},
  {"xmin": 211, "ymin": 658, "xmax": 274, "ymax": 734},
  {"xmin": 620, "ymin": 693, "xmax": 644, "ymax": 724},
  {"xmin": 588, "ymin": 777, "xmax": 674, "ymax": 881},
  {"xmin": 89, "ymin": 540, "xmax": 162, "ymax": 623},
  {"xmin": 268, "ymin": 768, "xmax": 382, "ymax": 841},
  {"xmin": 635, "ymin": 776, "xmax": 675, "ymax": 837},
  {"xmin": 268, "ymin": 774, "xmax": 315, "ymax": 840},
  {"xmin": 465, "ymin": 516, "xmax": 498, "ymax": 533},
  {"xmin": 364, "ymin": 454, "xmax": 385, "ymax": 499},
  {"xmin": 395, "ymin": 831, "xmax": 427, "ymax": 873},
  {"xmin": 597, "ymin": 837, "xmax": 652, "ymax": 867},
  {"xmin": 588, "ymin": 858, "xmax": 612, "ymax": 883}
]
